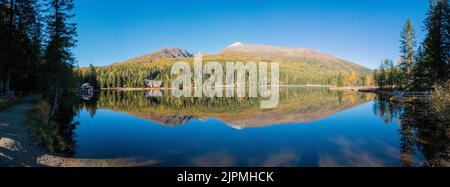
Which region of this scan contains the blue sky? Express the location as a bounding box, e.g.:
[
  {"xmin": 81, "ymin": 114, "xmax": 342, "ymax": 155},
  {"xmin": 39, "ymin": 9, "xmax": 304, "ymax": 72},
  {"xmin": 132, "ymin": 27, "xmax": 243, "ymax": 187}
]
[{"xmin": 73, "ymin": 0, "xmax": 429, "ymax": 69}]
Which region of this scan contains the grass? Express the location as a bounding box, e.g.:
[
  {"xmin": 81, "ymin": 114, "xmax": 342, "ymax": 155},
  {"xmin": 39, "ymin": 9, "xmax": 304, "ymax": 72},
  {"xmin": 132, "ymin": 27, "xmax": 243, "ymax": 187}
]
[{"xmin": 26, "ymin": 100, "xmax": 64, "ymax": 153}]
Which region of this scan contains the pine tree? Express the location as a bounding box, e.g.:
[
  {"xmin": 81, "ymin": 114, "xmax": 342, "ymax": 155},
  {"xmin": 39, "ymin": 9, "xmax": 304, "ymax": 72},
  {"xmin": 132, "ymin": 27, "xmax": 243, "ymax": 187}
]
[
  {"xmin": 0, "ymin": 0, "xmax": 16, "ymax": 93},
  {"xmin": 421, "ymin": 0, "xmax": 449, "ymax": 87},
  {"xmin": 0, "ymin": 1, "xmax": 7, "ymax": 92},
  {"xmin": 43, "ymin": 0, "xmax": 77, "ymax": 117},
  {"xmin": 376, "ymin": 61, "xmax": 387, "ymax": 89},
  {"xmin": 384, "ymin": 59, "xmax": 395, "ymax": 89},
  {"xmin": 0, "ymin": 0, "xmax": 42, "ymax": 93},
  {"xmin": 86, "ymin": 63, "xmax": 99, "ymax": 89},
  {"xmin": 399, "ymin": 19, "xmax": 417, "ymax": 90},
  {"xmin": 412, "ymin": 46, "xmax": 432, "ymax": 91},
  {"xmin": 14, "ymin": 0, "xmax": 43, "ymax": 92}
]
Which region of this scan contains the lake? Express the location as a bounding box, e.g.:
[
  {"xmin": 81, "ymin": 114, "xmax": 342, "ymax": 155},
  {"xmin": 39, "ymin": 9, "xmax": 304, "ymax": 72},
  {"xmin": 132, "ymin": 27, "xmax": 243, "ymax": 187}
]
[{"xmin": 67, "ymin": 88, "xmax": 448, "ymax": 167}]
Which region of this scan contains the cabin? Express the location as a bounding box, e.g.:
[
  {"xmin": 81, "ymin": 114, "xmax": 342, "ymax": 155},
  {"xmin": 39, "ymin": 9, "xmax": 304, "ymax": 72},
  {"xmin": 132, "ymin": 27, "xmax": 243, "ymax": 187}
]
[
  {"xmin": 144, "ymin": 79, "xmax": 163, "ymax": 88},
  {"xmin": 145, "ymin": 90, "xmax": 163, "ymax": 97}
]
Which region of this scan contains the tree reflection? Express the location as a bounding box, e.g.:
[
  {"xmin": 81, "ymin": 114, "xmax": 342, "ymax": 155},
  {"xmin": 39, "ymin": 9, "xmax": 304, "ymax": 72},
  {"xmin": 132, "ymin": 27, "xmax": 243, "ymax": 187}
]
[
  {"xmin": 80, "ymin": 93, "xmax": 99, "ymax": 118},
  {"xmin": 373, "ymin": 96, "xmax": 450, "ymax": 167},
  {"xmin": 51, "ymin": 93, "xmax": 80, "ymax": 156},
  {"xmin": 401, "ymin": 105, "xmax": 450, "ymax": 167},
  {"xmin": 80, "ymin": 89, "xmax": 375, "ymax": 127},
  {"xmin": 372, "ymin": 95, "xmax": 404, "ymax": 125}
]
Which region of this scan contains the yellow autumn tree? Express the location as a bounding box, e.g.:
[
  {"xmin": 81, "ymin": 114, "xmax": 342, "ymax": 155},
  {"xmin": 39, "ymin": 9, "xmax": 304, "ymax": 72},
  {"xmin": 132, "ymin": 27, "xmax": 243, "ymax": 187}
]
[{"xmin": 346, "ymin": 72, "xmax": 358, "ymax": 86}]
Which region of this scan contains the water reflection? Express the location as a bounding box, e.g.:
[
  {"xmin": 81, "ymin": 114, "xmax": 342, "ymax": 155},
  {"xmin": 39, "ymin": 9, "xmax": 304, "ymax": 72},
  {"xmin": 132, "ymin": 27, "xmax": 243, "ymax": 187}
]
[
  {"xmin": 50, "ymin": 93, "xmax": 80, "ymax": 156},
  {"xmin": 400, "ymin": 105, "xmax": 449, "ymax": 167},
  {"xmin": 62, "ymin": 88, "xmax": 450, "ymax": 167},
  {"xmin": 373, "ymin": 95, "xmax": 450, "ymax": 167},
  {"xmin": 82, "ymin": 88, "xmax": 373, "ymax": 128}
]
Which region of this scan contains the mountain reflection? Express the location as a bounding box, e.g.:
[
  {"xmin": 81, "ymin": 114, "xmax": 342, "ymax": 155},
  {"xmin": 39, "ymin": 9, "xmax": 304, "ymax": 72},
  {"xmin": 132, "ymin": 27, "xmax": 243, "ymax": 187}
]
[
  {"xmin": 81, "ymin": 88, "xmax": 375, "ymax": 128},
  {"xmin": 69, "ymin": 89, "xmax": 450, "ymax": 167}
]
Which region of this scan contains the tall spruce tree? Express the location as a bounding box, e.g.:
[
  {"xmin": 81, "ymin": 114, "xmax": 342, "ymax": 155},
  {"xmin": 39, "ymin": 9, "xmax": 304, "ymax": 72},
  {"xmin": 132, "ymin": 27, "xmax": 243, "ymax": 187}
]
[
  {"xmin": 14, "ymin": 0, "xmax": 43, "ymax": 92},
  {"xmin": 399, "ymin": 19, "xmax": 417, "ymax": 90},
  {"xmin": 0, "ymin": 0, "xmax": 42, "ymax": 93},
  {"xmin": 0, "ymin": 0, "xmax": 16, "ymax": 93},
  {"xmin": 412, "ymin": 45, "xmax": 432, "ymax": 91},
  {"xmin": 421, "ymin": 0, "xmax": 449, "ymax": 87},
  {"xmin": 43, "ymin": 0, "xmax": 77, "ymax": 117},
  {"xmin": 0, "ymin": 1, "xmax": 7, "ymax": 92},
  {"xmin": 87, "ymin": 64, "xmax": 99, "ymax": 89}
]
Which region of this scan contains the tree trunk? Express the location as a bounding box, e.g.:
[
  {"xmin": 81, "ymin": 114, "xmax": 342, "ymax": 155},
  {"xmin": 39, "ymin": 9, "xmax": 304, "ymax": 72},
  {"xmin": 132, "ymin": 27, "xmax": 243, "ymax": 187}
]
[
  {"xmin": 9, "ymin": 0, "xmax": 14, "ymax": 33},
  {"xmin": 50, "ymin": 81, "xmax": 60, "ymax": 118},
  {"xmin": 0, "ymin": 79, "xmax": 3, "ymax": 93},
  {"xmin": 6, "ymin": 0, "xmax": 14, "ymax": 93},
  {"xmin": 5, "ymin": 70, "xmax": 11, "ymax": 92}
]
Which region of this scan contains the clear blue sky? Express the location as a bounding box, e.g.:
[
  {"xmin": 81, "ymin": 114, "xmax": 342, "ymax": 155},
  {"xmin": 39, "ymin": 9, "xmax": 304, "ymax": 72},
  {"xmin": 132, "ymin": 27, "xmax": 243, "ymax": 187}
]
[{"xmin": 73, "ymin": 0, "xmax": 429, "ymax": 69}]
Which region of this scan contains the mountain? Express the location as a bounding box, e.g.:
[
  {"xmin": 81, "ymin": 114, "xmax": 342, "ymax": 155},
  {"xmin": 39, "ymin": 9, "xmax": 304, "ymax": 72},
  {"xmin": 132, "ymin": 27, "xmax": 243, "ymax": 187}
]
[
  {"xmin": 114, "ymin": 44, "xmax": 370, "ymax": 75},
  {"xmin": 222, "ymin": 42, "xmax": 343, "ymax": 61},
  {"xmin": 121, "ymin": 47, "xmax": 193, "ymax": 64},
  {"xmin": 220, "ymin": 42, "xmax": 370, "ymax": 74},
  {"xmin": 78, "ymin": 43, "xmax": 373, "ymax": 88}
]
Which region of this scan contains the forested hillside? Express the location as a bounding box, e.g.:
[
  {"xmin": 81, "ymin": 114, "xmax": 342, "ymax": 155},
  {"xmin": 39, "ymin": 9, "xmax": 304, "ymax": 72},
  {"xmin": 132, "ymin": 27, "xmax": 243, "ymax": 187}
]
[{"xmin": 76, "ymin": 51, "xmax": 374, "ymax": 89}]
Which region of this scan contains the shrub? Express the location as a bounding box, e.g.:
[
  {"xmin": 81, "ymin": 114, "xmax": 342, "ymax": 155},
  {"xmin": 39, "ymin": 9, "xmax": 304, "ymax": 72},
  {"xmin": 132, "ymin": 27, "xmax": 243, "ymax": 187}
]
[
  {"xmin": 27, "ymin": 100, "xmax": 63, "ymax": 152},
  {"xmin": 431, "ymin": 82, "xmax": 450, "ymax": 122}
]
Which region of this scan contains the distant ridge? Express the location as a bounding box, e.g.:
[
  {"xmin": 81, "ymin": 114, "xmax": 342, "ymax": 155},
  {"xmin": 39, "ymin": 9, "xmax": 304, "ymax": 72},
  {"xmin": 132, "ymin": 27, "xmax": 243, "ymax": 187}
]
[
  {"xmin": 221, "ymin": 43, "xmax": 348, "ymax": 62},
  {"xmin": 113, "ymin": 43, "xmax": 370, "ymax": 75},
  {"xmin": 219, "ymin": 42, "xmax": 371, "ymax": 74},
  {"xmin": 121, "ymin": 47, "xmax": 193, "ymax": 64}
]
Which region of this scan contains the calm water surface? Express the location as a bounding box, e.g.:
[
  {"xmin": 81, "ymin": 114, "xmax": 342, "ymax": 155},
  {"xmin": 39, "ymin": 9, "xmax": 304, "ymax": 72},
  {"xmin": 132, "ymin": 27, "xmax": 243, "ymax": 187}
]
[{"xmin": 69, "ymin": 88, "xmax": 447, "ymax": 167}]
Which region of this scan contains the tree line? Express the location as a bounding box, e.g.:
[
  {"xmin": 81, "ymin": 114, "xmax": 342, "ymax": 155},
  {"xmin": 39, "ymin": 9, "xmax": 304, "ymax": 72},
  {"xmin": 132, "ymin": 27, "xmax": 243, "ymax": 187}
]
[
  {"xmin": 76, "ymin": 58, "xmax": 374, "ymax": 89},
  {"xmin": 0, "ymin": 0, "xmax": 77, "ymax": 118},
  {"xmin": 374, "ymin": 0, "xmax": 449, "ymax": 91}
]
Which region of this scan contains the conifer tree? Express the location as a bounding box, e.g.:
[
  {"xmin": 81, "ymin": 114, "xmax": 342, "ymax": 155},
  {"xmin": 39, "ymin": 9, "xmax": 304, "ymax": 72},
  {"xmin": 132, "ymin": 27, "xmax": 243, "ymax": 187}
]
[
  {"xmin": 43, "ymin": 0, "xmax": 77, "ymax": 117},
  {"xmin": 399, "ymin": 19, "xmax": 417, "ymax": 90},
  {"xmin": 421, "ymin": 0, "xmax": 449, "ymax": 87}
]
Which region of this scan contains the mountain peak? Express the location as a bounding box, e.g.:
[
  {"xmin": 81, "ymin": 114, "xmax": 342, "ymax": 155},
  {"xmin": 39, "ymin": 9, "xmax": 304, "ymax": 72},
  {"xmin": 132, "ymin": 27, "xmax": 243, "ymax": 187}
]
[
  {"xmin": 228, "ymin": 42, "xmax": 244, "ymax": 48},
  {"xmin": 121, "ymin": 47, "xmax": 193, "ymax": 64},
  {"xmin": 150, "ymin": 47, "xmax": 193, "ymax": 59}
]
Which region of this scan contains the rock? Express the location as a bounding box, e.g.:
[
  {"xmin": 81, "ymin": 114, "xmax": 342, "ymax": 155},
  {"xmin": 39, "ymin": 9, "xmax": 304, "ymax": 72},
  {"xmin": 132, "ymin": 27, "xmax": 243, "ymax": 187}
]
[
  {"xmin": 0, "ymin": 152, "xmax": 13, "ymax": 160},
  {"xmin": 0, "ymin": 137, "xmax": 22, "ymax": 151},
  {"xmin": 37, "ymin": 154, "xmax": 160, "ymax": 167},
  {"xmin": 37, "ymin": 154, "xmax": 67, "ymax": 167}
]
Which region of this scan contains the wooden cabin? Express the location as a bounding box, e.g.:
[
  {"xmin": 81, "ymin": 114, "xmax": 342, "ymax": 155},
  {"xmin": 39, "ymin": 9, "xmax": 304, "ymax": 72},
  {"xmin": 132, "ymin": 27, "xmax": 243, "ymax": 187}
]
[{"xmin": 144, "ymin": 79, "xmax": 163, "ymax": 88}]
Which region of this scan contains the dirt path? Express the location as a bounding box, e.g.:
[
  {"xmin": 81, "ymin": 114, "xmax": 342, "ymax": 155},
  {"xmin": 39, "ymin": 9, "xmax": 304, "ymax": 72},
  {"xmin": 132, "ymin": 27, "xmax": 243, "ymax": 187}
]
[{"xmin": 0, "ymin": 95, "xmax": 48, "ymax": 167}]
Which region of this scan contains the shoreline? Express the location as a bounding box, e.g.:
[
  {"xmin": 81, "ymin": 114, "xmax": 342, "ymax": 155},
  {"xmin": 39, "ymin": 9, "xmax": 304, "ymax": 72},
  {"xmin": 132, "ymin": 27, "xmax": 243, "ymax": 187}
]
[
  {"xmin": 101, "ymin": 85, "xmax": 335, "ymax": 91},
  {"xmin": 329, "ymin": 86, "xmax": 377, "ymax": 92}
]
